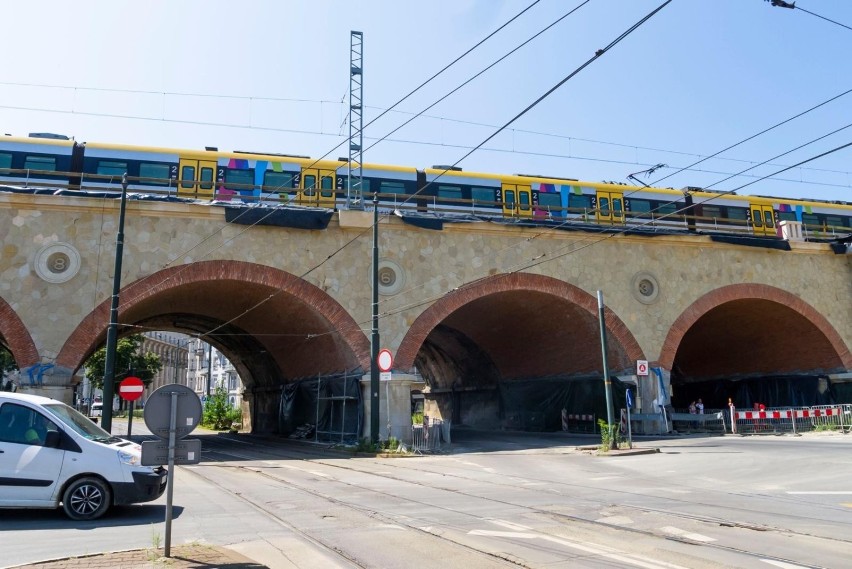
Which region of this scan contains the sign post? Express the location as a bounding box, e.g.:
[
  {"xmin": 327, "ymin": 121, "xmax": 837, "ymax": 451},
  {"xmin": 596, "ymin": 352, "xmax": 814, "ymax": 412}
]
[
  {"xmin": 142, "ymin": 384, "xmax": 202, "ymax": 558},
  {"xmin": 636, "ymin": 360, "xmax": 649, "ymax": 377},
  {"xmin": 625, "ymin": 388, "xmax": 634, "ymax": 449},
  {"xmin": 118, "ymin": 376, "xmax": 144, "ymax": 437}
]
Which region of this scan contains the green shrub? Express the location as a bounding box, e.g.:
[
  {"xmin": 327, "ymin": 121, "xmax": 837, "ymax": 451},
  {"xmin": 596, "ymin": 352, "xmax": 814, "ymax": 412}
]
[{"xmin": 202, "ymin": 387, "xmax": 241, "ymax": 430}]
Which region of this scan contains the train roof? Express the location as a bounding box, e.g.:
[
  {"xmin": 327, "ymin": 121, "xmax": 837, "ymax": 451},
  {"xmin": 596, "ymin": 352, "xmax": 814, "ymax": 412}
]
[{"xmin": 0, "ymin": 135, "xmax": 75, "ymax": 148}]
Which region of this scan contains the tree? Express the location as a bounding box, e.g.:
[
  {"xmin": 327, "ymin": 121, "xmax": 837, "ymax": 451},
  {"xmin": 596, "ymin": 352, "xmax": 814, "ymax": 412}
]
[
  {"xmin": 0, "ymin": 347, "xmax": 16, "ymax": 374},
  {"xmin": 1, "ymin": 346, "xmax": 17, "ymax": 391},
  {"xmin": 202, "ymin": 386, "xmax": 241, "ymax": 430},
  {"xmin": 84, "ymin": 334, "xmax": 162, "ymax": 391}
]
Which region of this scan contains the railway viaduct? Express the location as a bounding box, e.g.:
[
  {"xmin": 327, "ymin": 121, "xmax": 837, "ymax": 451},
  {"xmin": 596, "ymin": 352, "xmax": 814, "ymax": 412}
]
[{"xmin": 1, "ymin": 192, "xmax": 850, "ymax": 435}]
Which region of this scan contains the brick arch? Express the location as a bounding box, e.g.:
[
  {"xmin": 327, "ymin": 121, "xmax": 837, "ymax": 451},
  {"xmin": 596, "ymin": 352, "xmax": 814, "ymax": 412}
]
[
  {"xmin": 396, "ymin": 273, "xmax": 644, "ymax": 370},
  {"xmin": 658, "ymin": 283, "xmax": 852, "ymax": 370},
  {"xmin": 56, "ymin": 260, "xmax": 371, "ymax": 372},
  {"xmin": 0, "ymin": 296, "xmax": 39, "ymax": 369}
]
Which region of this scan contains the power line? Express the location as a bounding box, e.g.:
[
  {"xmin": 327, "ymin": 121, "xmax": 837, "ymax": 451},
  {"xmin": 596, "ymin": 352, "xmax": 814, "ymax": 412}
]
[{"xmin": 766, "ymin": 1, "xmax": 852, "ymax": 33}]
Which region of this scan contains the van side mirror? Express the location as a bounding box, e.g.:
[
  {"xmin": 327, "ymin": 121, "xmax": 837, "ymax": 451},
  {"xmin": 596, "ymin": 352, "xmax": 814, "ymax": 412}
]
[{"xmin": 44, "ymin": 430, "xmax": 62, "ymax": 449}]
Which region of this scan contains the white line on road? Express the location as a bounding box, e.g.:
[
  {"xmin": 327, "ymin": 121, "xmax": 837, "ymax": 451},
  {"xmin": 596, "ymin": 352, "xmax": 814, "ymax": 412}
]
[
  {"xmin": 760, "ymin": 560, "xmax": 813, "ymax": 568},
  {"xmin": 468, "ymin": 529, "xmax": 692, "ymax": 569},
  {"xmin": 785, "ymin": 491, "xmax": 852, "ymax": 495},
  {"xmin": 659, "ymin": 526, "xmax": 716, "ymax": 543}
]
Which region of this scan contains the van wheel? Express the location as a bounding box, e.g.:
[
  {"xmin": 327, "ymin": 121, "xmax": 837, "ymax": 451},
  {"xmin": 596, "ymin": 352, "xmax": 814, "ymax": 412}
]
[{"xmin": 62, "ymin": 477, "xmax": 111, "ymax": 520}]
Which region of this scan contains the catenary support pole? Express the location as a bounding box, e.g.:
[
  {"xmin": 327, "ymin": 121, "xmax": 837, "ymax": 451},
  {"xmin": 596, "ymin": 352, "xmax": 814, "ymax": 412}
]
[
  {"xmin": 101, "ymin": 174, "xmax": 129, "ymax": 433},
  {"xmin": 370, "ymin": 190, "xmax": 380, "ymax": 443},
  {"xmin": 597, "ymin": 290, "xmax": 616, "ymax": 450}
]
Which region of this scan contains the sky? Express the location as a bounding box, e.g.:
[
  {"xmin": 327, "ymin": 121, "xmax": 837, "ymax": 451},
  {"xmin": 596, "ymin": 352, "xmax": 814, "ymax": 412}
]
[{"xmin": 2, "ymin": 0, "xmax": 851, "ymax": 203}]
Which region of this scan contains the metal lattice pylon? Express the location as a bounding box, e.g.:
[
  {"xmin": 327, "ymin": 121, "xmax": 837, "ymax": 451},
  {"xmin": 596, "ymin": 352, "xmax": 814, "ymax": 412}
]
[{"xmin": 347, "ymin": 31, "xmax": 364, "ymax": 209}]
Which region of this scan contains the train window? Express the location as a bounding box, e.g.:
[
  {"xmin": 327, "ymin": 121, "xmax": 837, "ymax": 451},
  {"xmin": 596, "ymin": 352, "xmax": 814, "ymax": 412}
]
[
  {"xmin": 751, "ymin": 208, "xmax": 763, "ymax": 227},
  {"xmin": 727, "ymin": 207, "xmax": 748, "ymax": 221},
  {"xmin": 519, "ymin": 191, "xmax": 531, "ymax": 211},
  {"xmin": 181, "ymin": 165, "xmax": 195, "ymax": 189},
  {"xmin": 343, "ymin": 176, "xmax": 371, "ymax": 192},
  {"xmin": 825, "ymin": 216, "xmax": 843, "ymax": 229},
  {"xmin": 139, "ymin": 162, "xmax": 170, "ymax": 185},
  {"xmin": 24, "ymin": 155, "xmax": 56, "ymax": 172},
  {"xmin": 611, "ymin": 197, "xmax": 622, "ymax": 215},
  {"xmin": 200, "ymin": 166, "xmax": 214, "ymax": 190},
  {"xmin": 630, "ymin": 199, "xmax": 651, "ymax": 213},
  {"xmin": 505, "ymin": 190, "xmax": 516, "ymax": 207},
  {"xmin": 438, "ymin": 185, "xmax": 462, "ymax": 199},
  {"xmin": 96, "ymin": 160, "xmax": 127, "ymax": 177},
  {"xmin": 471, "ymin": 187, "xmax": 496, "ymax": 204},
  {"xmin": 224, "ymin": 168, "xmax": 254, "ymax": 191},
  {"xmin": 599, "ymin": 197, "xmax": 610, "ymax": 216},
  {"xmin": 320, "ymin": 175, "xmax": 334, "ymax": 198},
  {"xmin": 0, "ymin": 152, "xmax": 11, "ymax": 171},
  {"xmin": 763, "ymin": 210, "xmax": 774, "ymax": 228},
  {"xmin": 264, "ymin": 171, "xmax": 296, "ymax": 190},
  {"xmin": 700, "ymin": 205, "xmax": 721, "ymax": 219},
  {"xmin": 568, "ymin": 194, "xmax": 591, "ymax": 211},
  {"xmin": 379, "ymin": 180, "xmax": 405, "ymax": 194},
  {"xmin": 801, "ymin": 213, "xmax": 820, "ymax": 227},
  {"xmin": 657, "ymin": 202, "xmax": 678, "ymax": 216},
  {"xmin": 778, "ymin": 211, "xmax": 797, "ymax": 222},
  {"xmin": 303, "ymin": 174, "xmax": 316, "ymax": 196},
  {"xmin": 538, "ymin": 192, "xmax": 561, "ymax": 208}
]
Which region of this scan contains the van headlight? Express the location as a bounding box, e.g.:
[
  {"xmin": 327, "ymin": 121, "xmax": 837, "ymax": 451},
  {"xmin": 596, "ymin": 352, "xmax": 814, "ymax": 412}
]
[{"xmin": 118, "ymin": 450, "xmax": 140, "ymax": 466}]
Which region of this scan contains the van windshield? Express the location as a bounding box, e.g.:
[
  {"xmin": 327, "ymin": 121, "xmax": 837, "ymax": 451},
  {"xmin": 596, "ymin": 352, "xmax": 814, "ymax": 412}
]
[{"xmin": 42, "ymin": 402, "xmax": 116, "ymax": 442}]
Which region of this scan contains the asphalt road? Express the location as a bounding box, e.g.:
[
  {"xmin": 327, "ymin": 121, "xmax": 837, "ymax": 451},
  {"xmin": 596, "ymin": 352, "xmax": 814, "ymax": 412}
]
[{"xmin": 2, "ymin": 425, "xmax": 850, "ymax": 569}]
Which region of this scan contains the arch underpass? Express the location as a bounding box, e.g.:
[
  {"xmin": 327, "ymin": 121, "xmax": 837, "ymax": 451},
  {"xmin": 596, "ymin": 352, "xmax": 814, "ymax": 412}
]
[
  {"xmin": 58, "ymin": 261, "xmax": 370, "ymax": 432},
  {"xmin": 398, "ymin": 274, "xmax": 644, "ymax": 431},
  {"xmin": 661, "ymin": 284, "xmax": 851, "ymax": 410}
]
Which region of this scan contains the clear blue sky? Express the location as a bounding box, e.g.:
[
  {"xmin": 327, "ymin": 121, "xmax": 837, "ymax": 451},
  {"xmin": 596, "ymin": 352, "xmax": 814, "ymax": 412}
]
[{"xmin": 2, "ymin": 0, "xmax": 851, "ymax": 202}]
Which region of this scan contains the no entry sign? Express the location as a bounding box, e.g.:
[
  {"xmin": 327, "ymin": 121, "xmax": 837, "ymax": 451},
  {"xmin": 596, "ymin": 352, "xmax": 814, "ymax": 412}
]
[{"xmin": 119, "ymin": 376, "xmax": 144, "ymax": 401}]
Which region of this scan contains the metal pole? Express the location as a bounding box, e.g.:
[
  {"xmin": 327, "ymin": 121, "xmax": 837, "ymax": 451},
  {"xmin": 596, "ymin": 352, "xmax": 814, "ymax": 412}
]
[
  {"xmin": 206, "ymin": 342, "xmax": 212, "ymax": 398},
  {"xmin": 597, "ymin": 290, "xmax": 616, "ymax": 450},
  {"xmin": 101, "ymin": 173, "xmax": 129, "ymax": 433},
  {"xmin": 127, "ymin": 400, "xmax": 134, "ymax": 437},
  {"xmin": 370, "ymin": 190, "xmax": 380, "ymax": 443},
  {"xmin": 164, "ymin": 391, "xmax": 178, "ymax": 557}
]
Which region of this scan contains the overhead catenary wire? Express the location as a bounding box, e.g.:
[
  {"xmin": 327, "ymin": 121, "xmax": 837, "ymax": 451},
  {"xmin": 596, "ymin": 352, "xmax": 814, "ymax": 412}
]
[{"xmin": 194, "ymin": 0, "xmax": 674, "ymax": 343}]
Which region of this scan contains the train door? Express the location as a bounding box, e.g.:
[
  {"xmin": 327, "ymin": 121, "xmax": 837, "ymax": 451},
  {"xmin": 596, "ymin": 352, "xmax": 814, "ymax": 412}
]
[
  {"xmin": 596, "ymin": 189, "xmax": 624, "ymax": 224},
  {"xmin": 177, "ymin": 158, "xmax": 216, "ymax": 198},
  {"xmin": 750, "ymin": 203, "xmax": 776, "ymax": 236},
  {"xmin": 298, "ymin": 168, "xmax": 336, "ymax": 208},
  {"xmin": 501, "ymin": 183, "xmax": 532, "ymax": 217}
]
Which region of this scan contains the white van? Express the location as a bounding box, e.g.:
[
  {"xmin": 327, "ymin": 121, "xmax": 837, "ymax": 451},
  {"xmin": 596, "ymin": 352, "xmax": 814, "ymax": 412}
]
[{"xmin": 0, "ymin": 392, "xmax": 167, "ymax": 520}]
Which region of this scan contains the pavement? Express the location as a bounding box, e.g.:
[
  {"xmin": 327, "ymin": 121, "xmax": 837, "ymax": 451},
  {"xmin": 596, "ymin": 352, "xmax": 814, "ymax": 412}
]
[{"xmin": 7, "ymin": 543, "xmax": 268, "ymax": 569}]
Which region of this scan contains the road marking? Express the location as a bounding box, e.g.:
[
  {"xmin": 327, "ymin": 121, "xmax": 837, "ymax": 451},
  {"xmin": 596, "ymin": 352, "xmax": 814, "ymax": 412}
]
[
  {"xmin": 468, "ymin": 530, "xmax": 691, "ymax": 569},
  {"xmin": 786, "ymin": 491, "xmax": 852, "ymax": 495},
  {"xmin": 590, "ymin": 476, "xmax": 623, "ymax": 481},
  {"xmin": 596, "ymin": 515, "xmax": 634, "ymax": 526},
  {"xmin": 760, "ymin": 560, "xmax": 812, "ymax": 568},
  {"xmin": 660, "ymin": 526, "xmax": 716, "ymax": 543},
  {"xmin": 487, "ymin": 519, "xmax": 532, "ymax": 531},
  {"xmin": 841, "ymin": 503, "xmax": 852, "ymax": 508}
]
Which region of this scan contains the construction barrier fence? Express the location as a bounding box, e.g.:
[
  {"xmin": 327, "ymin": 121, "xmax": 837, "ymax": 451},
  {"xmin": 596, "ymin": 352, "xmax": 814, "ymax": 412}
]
[
  {"xmin": 729, "ymin": 404, "xmax": 852, "ymax": 435},
  {"xmin": 411, "ymin": 417, "xmax": 446, "ymax": 454}
]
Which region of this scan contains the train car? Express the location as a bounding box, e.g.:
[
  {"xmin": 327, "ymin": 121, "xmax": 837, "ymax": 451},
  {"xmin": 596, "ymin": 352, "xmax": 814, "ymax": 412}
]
[
  {"xmin": 0, "ymin": 135, "xmax": 78, "ymax": 189},
  {"xmin": 2, "ymin": 132, "xmax": 850, "ymax": 239}
]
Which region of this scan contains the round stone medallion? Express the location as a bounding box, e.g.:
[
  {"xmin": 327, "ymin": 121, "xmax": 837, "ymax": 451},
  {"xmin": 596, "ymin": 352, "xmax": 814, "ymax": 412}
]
[
  {"xmin": 377, "ymin": 259, "xmax": 405, "ymax": 296},
  {"xmin": 631, "ymin": 271, "xmax": 660, "ymax": 304},
  {"xmin": 35, "ymin": 242, "xmax": 81, "ymax": 284}
]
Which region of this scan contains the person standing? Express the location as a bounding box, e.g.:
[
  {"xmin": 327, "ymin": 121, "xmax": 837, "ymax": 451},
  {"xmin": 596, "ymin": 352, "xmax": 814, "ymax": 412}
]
[{"xmin": 696, "ymin": 399, "xmax": 704, "ymax": 430}]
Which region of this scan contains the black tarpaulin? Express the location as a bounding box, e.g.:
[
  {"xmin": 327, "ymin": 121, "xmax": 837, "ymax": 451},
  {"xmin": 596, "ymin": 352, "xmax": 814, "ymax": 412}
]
[
  {"xmin": 279, "ymin": 374, "xmax": 362, "ymax": 442},
  {"xmin": 498, "ymin": 376, "xmax": 628, "ymax": 432},
  {"xmin": 709, "ymin": 234, "xmax": 792, "ymax": 250},
  {"xmin": 224, "ymin": 206, "xmax": 333, "ymax": 230}
]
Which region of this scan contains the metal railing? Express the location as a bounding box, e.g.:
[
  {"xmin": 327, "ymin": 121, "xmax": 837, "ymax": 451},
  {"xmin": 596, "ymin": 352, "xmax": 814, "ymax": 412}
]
[{"xmin": 411, "ymin": 417, "xmax": 446, "ymax": 454}]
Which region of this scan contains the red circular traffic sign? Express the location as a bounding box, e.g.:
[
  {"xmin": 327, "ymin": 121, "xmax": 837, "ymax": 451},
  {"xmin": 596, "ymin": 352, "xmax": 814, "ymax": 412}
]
[
  {"xmin": 119, "ymin": 376, "xmax": 144, "ymax": 401},
  {"xmin": 377, "ymin": 349, "xmax": 393, "ymax": 372}
]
